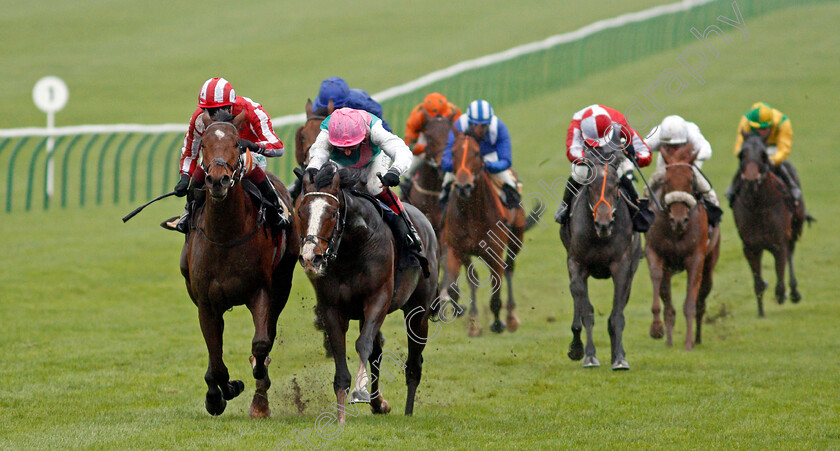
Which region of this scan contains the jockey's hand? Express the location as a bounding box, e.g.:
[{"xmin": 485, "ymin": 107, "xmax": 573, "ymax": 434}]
[
  {"xmin": 239, "ymin": 139, "xmax": 264, "ymax": 154},
  {"xmin": 174, "ymin": 173, "xmax": 190, "ymax": 197},
  {"xmin": 381, "ymin": 168, "xmax": 401, "ymax": 187},
  {"xmin": 623, "ymin": 143, "xmax": 637, "ymax": 161}
]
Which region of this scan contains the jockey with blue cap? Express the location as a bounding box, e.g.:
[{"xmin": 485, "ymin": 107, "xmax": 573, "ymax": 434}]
[
  {"xmin": 439, "ymin": 99, "xmax": 521, "ymax": 209},
  {"xmin": 312, "ymin": 77, "xmax": 392, "ymax": 132}
]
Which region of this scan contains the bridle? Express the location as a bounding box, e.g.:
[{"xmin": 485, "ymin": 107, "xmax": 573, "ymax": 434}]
[
  {"xmin": 454, "ymin": 136, "xmax": 482, "ymax": 180},
  {"xmin": 589, "ymin": 163, "xmax": 616, "ymax": 219},
  {"xmin": 200, "ymin": 121, "xmax": 245, "ymax": 189},
  {"xmin": 300, "ymin": 190, "xmax": 346, "ymax": 263}
]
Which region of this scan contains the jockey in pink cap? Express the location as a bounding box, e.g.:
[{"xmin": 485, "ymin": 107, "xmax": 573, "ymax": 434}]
[
  {"xmin": 556, "ymin": 104, "xmax": 653, "ymax": 231},
  {"xmin": 165, "ymin": 77, "xmax": 289, "ymax": 234},
  {"xmin": 305, "ymin": 107, "xmax": 423, "ymax": 251}
]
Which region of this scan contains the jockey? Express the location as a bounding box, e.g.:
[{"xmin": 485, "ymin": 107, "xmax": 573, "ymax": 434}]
[
  {"xmin": 727, "ymin": 102, "xmax": 801, "ymax": 204},
  {"xmin": 305, "ymin": 107, "xmax": 423, "ymax": 251},
  {"xmin": 556, "ymin": 104, "xmax": 652, "ymax": 230},
  {"xmin": 166, "ymin": 77, "xmax": 289, "ymax": 234},
  {"xmin": 645, "ymin": 115, "xmax": 723, "ymax": 227},
  {"xmin": 440, "ymin": 99, "xmax": 521, "ymax": 209},
  {"xmin": 312, "ymin": 77, "xmax": 392, "ymax": 132},
  {"xmin": 400, "ymin": 92, "xmax": 462, "ymax": 196}
]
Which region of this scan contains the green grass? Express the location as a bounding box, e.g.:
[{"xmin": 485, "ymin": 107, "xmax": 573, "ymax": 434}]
[{"xmin": 2, "ymin": 2, "xmax": 840, "ymax": 450}]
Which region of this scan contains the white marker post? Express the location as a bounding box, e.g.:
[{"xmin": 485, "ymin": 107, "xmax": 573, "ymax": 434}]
[{"xmin": 32, "ymin": 76, "xmax": 69, "ymax": 198}]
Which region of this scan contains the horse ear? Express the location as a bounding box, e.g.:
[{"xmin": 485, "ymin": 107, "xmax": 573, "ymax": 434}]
[
  {"xmin": 305, "ymin": 99, "xmax": 313, "ymax": 116},
  {"xmin": 199, "ymin": 110, "xmax": 212, "ymax": 128},
  {"xmin": 327, "ymin": 99, "xmax": 335, "ymax": 115},
  {"xmin": 329, "ymin": 168, "xmax": 341, "ymax": 191},
  {"xmin": 660, "ymin": 147, "xmax": 673, "ymax": 165},
  {"xmin": 232, "ymin": 110, "xmax": 248, "ymax": 130},
  {"xmin": 447, "ymin": 110, "xmax": 457, "ymax": 122},
  {"xmin": 422, "ymin": 108, "xmax": 431, "ymax": 121},
  {"xmin": 742, "ymin": 129, "xmax": 751, "ymax": 140}
]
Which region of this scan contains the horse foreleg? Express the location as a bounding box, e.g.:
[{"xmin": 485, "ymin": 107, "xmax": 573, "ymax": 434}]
[
  {"xmin": 608, "ymin": 259, "xmax": 633, "ymax": 370},
  {"xmin": 467, "ymin": 258, "xmax": 481, "ymax": 336},
  {"xmin": 661, "ymin": 270, "xmax": 675, "ymax": 347},
  {"xmin": 646, "ymin": 247, "xmax": 665, "ymax": 340},
  {"xmin": 788, "ymin": 240, "xmax": 801, "ymax": 303},
  {"xmin": 772, "ymin": 246, "xmax": 788, "ymax": 305},
  {"xmin": 323, "ymin": 308, "xmax": 351, "ymax": 424},
  {"xmin": 504, "ymin": 248, "xmax": 520, "ymax": 333},
  {"xmin": 744, "ymin": 246, "xmax": 766, "ymax": 317},
  {"xmin": 366, "ymin": 322, "xmax": 391, "ymax": 415},
  {"xmin": 683, "ymin": 254, "xmax": 704, "ymax": 351},
  {"xmin": 247, "ymin": 289, "xmax": 276, "ymax": 418},
  {"xmin": 351, "ymin": 293, "xmax": 390, "ymax": 405},
  {"xmin": 480, "ymin": 254, "xmax": 506, "ymax": 334},
  {"xmin": 404, "ymin": 303, "xmax": 429, "ymax": 416},
  {"xmin": 198, "ymin": 305, "xmax": 244, "ymax": 416},
  {"xmin": 569, "ymin": 261, "xmax": 597, "ymax": 367}
]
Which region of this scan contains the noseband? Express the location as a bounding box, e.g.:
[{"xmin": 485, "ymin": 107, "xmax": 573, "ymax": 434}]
[
  {"xmin": 300, "ymin": 190, "xmax": 346, "ymax": 263},
  {"xmin": 589, "ymin": 164, "xmax": 616, "ymax": 219},
  {"xmin": 663, "ymin": 162, "xmax": 698, "ymax": 210},
  {"xmin": 200, "ymin": 122, "xmax": 245, "ymax": 189}
]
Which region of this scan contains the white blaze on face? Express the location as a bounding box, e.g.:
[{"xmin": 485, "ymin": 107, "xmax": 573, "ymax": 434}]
[{"xmin": 301, "ymin": 197, "xmax": 329, "ymax": 263}]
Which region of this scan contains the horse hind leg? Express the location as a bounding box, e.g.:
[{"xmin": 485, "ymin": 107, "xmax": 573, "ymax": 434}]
[
  {"xmin": 773, "ymin": 247, "xmax": 788, "ymax": 305},
  {"xmin": 404, "ymin": 302, "xmax": 429, "ymax": 416},
  {"xmin": 504, "ymin": 249, "xmax": 520, "ymax": 333},
  {"xmin": 467, "ymin": 263, "xmax": 482, "ymax": 337},
  {"xmin": 199, "ymin": 307, "xmax": 244, "ymax": 416},
  {"xmin": 661, "ymin": 271, "xmax": 675, "ymax": 347}
]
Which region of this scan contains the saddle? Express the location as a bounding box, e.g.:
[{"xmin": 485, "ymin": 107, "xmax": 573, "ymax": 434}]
[
  {"xmin": 482, "ymin": 171, "xmax": 523, "ymax": 223},
  {"xmin": 350, "ymin": 189, "xmax": 430, "ymax": 279}
]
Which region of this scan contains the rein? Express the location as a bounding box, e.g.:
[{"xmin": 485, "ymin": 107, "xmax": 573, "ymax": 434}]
[
  {"xmin": 590, "ymin": 164, "xmax": 612, "ymax": 218},
  {"xmin": 455, "ymin": 138, "xmax": 475, "ymax": 178},
  {"xmin": 301, "ymin": 190, "xmax": 347, "ymax": 262}
]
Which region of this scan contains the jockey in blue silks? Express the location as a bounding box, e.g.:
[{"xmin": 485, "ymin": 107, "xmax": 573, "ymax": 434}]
[
  {"xmin": 440, "ymin": 99, "xmax": 520, "ymax": 208},
  {"xmin": 312, "ymin": 77, "xmax": 392, "ymax": 132}
]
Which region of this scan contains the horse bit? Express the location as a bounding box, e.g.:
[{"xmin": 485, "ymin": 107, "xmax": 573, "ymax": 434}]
[{"xmin": 300, "ymin": 190, "xmax": 347, "ymax": 262}]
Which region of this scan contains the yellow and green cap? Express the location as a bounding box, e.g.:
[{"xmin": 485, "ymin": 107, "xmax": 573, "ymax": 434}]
[{"xmin": 745, "ymin": 102, "xmax": 774, "ymax": 130}]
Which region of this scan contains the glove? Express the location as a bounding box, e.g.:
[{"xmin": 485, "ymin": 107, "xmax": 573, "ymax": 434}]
[
  {"xmin": 239, "ymin": 139, "xmax": 264, "ymax": 154},
  {"xmin": 381, "ymin": 168, "xmax": 401, "ymax": 187},
  {"xmin": 412, "ymin": 143, "xmax": 426, "ymax": 155},
  {"xmin": 623, "ymin": 143, "xmax": 637, "ymax": 161},
  {"xmin": 174, "ymin": 173, "xmax": 190, "ymax": 197}
]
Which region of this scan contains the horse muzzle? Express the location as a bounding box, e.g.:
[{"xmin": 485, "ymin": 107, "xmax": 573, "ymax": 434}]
[
  {"xmin": 205, "ymin": 174, "xmax": 232, "ymax": 200},
  {"xmin": 454, "ymin": 183, "xmax": 474, "ymax": 198},
  {"xmin": 299, "ymin": 245, "xmax": 327, "ymax": 277}
]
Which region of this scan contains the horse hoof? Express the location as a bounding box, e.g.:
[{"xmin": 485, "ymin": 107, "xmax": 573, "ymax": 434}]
[
  {"xmin": 490, "ymin": 320, "xmax": 506, "ymax": 334},
  {"xmin": 612, "ymin": 359, "xmax": 630, "ymax": 371},
  {"xmin": 468, "ymin": 321, "xmax": 482, "ymax": 337},
  {"xmin": 776, "ymin": 294, "xmax": 786, "ymax": 305},
  {"xmin": 582, "ymin": 356, "xmax": 600, "ymax": 368},
  {"xmin": 224, "ymin": 380, "xmax": 245, "ymax": 400},
  {"xmin": 791, "ymin": 291, "xmax": 802, "ymax": 304},
  {"xmin": 205, "ymin": 396, "xmax": 227, "ymax": 416},
  {"xmin": 371, "ymin": 398, "xmax": 391, "ymax": 414},
  {"xmin": 349, "ymin": 390, "xmax": 371, "ymax": 404},
  {"xmin": 568, "ymin": 342, "xmax": 584, "ymax": 361},
  {"xmin": 650, "ymin": 322, "xmax": 665, "ymax": 339},
  {"xmin": 506, "ymin": 313, "xmax": 520, "ymax": 333},
  {"xmin": 249, "ymin": 401, "xmax": 271, "ymax": 419}
]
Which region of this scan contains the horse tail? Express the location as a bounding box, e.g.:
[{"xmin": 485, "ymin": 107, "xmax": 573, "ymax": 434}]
[{"xmin": 524, "ymin": 199, "xmax": 545, "ymax": 232}]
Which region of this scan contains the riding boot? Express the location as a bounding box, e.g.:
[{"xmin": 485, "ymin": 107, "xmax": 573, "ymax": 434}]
[
  {"xmin": 439, "ymin": 181, "xmax": 453, "ymax": 207},
  {"xmin": 775, "ymin": 163, "xmax": 803, "ymax": 205},
  {"xmin": 619, "ymin": 175, "xmax": 654, "ymax": 233},
  {"xmin": 555, "ymin": 179, "xmax": 582, "ymax": 225},
  {"xmin": 501, "ymin": 183, "xmax": 522, "ymax": 209},
  {"xmin": 256, "ymin": 177, "xmax": 290, "ymax": 232},
  {"xmin": 375, "ymin": 189, "xmax": 423, "ymax": 253}
]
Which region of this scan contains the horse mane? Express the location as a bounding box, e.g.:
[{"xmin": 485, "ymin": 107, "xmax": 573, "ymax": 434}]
[
  {"xmin": 314, "ymin": 163, "xmax": 365, "ymax": 190},
  {"xmin": 209, "ymin": 109, "xmax": 237, "ymax": 123}
]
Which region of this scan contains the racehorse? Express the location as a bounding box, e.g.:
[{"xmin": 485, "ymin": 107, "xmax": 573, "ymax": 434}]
[
  {"xmin": 296, "ymin": 164, "xmax": 439, "ymax": 423},
  {"xmin": 561, "ymin": 150, "xmax": 641, "ymax": 370},
  {"xmin": 180, "ymin": 110, "xmax": 300, "ymax": 417},
  {"xmin": 645, "ymin": 145, "xmax": 721, "ymax": 350},
  {"xmin": 401, "ymin": 112, "xmax": 456, "ymax": 235},
  {"xmin": 439, "ymin": 133, "xmax": 539, "ymax": 337},
  {"xmin": 732, "ymin": 133, "xmax": 807, "ymax": 317},
  {"xmin": 293, "ymin": 99, "xmax": 334, "ymax": 167}
]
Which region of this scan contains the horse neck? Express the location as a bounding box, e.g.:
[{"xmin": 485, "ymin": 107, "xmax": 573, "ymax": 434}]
[
  {"xmin": 203, "ymin": 186, "xmax": 251, "ymax": 240},
  {"xmin": 451, "ymin": 171, "xmax": 493, "ymax": 221},
  {"xmin": 739, "ymin": 172, "xmax": 785, "ymax": 209},
  {"xmin": 416, "ymin": 160, "xmax": 443, "ymax": 187},
  {"xmin": 340, "ymin": 193, "xmax": 384, "ymax": 253}
]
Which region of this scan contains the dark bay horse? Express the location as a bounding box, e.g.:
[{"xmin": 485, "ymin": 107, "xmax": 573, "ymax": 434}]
[
  {"xmin": 180, "ymin": 110, "xmax": 300, "ymax": 417},
  {"xmin": 561, "ymin": 153, "xmax": 641, "ymax": 370},
  {"xmin": 733, "ymin": 133, "xmax": 807, "ymax": 317},
  {"xmin": 293, "ymin": 99, "xmax": 334, "ymax": 167},
  {"xmin": 401, "ymin": 113, "xmax": 456, "ymax": 235},
  {"xmin": 296, "ymin": 164, "xmax": 439, "ymax": 423},
  {"xmin": 440, "ymin": 134, "xmax": 540, "ymax": 336},
  {"xmin": 645, "ymin": 145, "xmax": 721, "ymax": 350}
]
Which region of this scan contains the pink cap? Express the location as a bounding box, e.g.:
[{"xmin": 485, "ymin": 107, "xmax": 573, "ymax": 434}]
[{"xmin": 328, "ymin": 108, "xmax": 370, "ymax": 147}]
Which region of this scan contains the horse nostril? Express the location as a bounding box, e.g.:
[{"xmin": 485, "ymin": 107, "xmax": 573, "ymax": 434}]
[
  {"xmin": 220, "ymin": 175, "xmax": 231, "ymax": 186},
  {"xmin": 206, "ymin": 175, "xmax": 215, "ymax": 185},
  {"xmin": 312, "ymin": 254, "xmax": 324, "ymax": 266}
]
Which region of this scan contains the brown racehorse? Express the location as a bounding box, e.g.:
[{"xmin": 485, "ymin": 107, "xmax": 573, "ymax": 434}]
[
  {"xmin": 294, "ymin": 99, "xmax": 334, "ymax": 167},
  {"xmin": 401, "ymin": 112, "xmax": 456, "ymax": 235},
  {"xmin": 439, "ymin": 133, "xmax": 539, "ymax": 336},
  {"xmin": 645, "ymin": 145, "xmax": 721, "ymax": 350},
  {"xmin": 180, "ymin": 110, "xmax": 299, "ymax": 417},
  {"xmin": 561, "ymin": 151, "xmax": 641, "ymax": 370},
  {"xmin": 296, "ymin": 164, "xmax": 439, "ymax": 423},
  {"xmin": 732, "ymin": 133, "xmax": 807, "ymax": 317}
]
